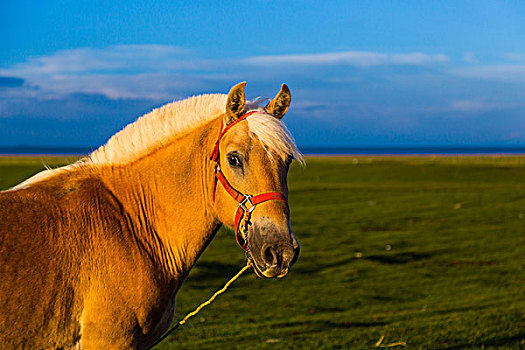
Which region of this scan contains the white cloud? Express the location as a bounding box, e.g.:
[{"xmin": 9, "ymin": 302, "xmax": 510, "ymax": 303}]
[
  {"xmin": 41, "ymin": 73, "xmax": 207, "ymax": 100},
  {"xmin": 0, "ymin": 45, "xmax": 227, "ymax": 100},
  {"xmin": 9, "ymin": 45, "xmax": 196, "ymax": 75},
  {"xmin": 0, "ymin": 46, "xmax": 453, "ymax": 101},
  {"xmin": 450, "ymin": 64, "xmax": 525, "ymax": 83},
  {"xmin": 244, "ymin": 51, "xmax": 449, "ymax": 67}
]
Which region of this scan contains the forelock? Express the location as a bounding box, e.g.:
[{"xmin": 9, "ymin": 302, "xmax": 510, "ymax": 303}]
[{"xmin": 245, "ymin": 111, "xmax": 304, "ymax": 165}]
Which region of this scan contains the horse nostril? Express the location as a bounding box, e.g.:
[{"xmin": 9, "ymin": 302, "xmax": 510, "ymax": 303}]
[{"xmin": 263, "ymin": 245, "xmax": 279, "ymax": 268}]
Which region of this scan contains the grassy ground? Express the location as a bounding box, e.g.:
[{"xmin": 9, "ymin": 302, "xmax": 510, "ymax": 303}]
[{"xmin": 1, "ymin": 156, "xmax": 524, "ymax": 349}]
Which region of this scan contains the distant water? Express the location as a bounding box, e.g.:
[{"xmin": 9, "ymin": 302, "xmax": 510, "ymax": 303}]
[
  {"xmin": 1, "ymin": 146, "xmax": 525, "ymax": 156},
  {"xmin": 301, "ymin": 146, "xmax": 525, "ymax": 155}
]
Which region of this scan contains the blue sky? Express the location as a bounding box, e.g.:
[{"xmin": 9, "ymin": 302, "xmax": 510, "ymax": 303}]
[{"xmin": 1, "ymin": 1, "xmax": 525, "ymax": 148}]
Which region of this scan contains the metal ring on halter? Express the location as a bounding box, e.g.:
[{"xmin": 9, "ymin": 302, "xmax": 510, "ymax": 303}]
[{"xmin": 238, "ymin": 194, "xmax": 253, "ymax": 213}]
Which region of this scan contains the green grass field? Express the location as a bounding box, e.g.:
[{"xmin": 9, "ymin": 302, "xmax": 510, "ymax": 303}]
[{"xmin": 1, "ymin": 156, "xmax": 524, "ymax": 349}]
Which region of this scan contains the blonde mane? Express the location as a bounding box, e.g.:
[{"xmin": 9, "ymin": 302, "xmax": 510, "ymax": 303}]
[
  {"xmin": 88, "ymin": 94, "xmax": 302, "ymax": 165},
  {"xmin": 8, "ymin": 93, "xmax": 302, "ymax": 190},
  {"xmin": 89, "ymin": 94, "xmax": 227, "ymax": 165}
]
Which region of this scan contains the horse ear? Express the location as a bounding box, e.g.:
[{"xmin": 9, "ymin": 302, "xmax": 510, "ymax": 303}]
[
  {"xmin": 265, "ymin": 84, "xmax": 291, "ymax": 120},
  {"xmin": 225, "ymin": 82, "xmax": 246, "ymax": 124}
]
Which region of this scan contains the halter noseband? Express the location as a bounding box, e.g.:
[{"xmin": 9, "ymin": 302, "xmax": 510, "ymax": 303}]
[{"xmin": 210, "ymin": 111, "xmax": 288, "ymax": 252}]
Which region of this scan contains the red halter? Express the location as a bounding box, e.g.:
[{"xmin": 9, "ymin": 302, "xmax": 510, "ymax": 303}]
[{"xmin": 210, "ymin": 111, "xmax": 288, "ymax": 252}]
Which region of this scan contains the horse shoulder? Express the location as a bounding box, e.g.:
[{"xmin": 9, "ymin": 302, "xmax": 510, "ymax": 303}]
[
  {"xmin": 1, "ymin": 172, "xmax": 177, "ymax": 349},
  {"xmin": 67, "ymin": 175, "xmax": 178, "ymax": 348},
  {"xmin": 0, "ymin": 173, "xmax": 163, "ymax": 348}
]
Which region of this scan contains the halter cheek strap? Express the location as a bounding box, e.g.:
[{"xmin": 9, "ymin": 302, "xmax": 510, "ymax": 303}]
[{"xmin": 210, "ymin": 111, "xmax": 288, "ymax": 252}]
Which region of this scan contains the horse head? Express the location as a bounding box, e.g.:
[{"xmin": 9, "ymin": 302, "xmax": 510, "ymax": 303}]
[{"xmin": 211, "ymin": 82, "xmax": 301, "ymax": 278}]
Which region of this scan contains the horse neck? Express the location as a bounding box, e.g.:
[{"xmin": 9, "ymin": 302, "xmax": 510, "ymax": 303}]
[{"xmin": 98, "ymin": 118, "xmax": 223, "ymax": 279}]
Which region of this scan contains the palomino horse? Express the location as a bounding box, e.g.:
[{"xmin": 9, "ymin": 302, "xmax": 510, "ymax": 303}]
[{"xmin": 0, "ymin": 82, "xmax": 302, "ymax": 349}]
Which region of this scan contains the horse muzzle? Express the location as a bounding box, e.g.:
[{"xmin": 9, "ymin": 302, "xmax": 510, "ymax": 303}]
[{"xmin": 249, "ymin": 226, "xmax": 300, "ymax": 279}]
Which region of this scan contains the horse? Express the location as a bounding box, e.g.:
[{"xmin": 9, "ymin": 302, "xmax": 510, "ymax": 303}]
[{"xmin": 0, "ymin": 82, "xmax": 302, "ymax": 349}]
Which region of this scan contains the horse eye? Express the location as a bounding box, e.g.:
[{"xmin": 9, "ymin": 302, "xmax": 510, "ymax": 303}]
[{"xmin": 227, "ymin": 154, "xmax": 242, "ymax": 168}]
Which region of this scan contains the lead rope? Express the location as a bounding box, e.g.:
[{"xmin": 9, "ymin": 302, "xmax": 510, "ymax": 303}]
[{"xmin": 145, "ymin": 261, "xmax": 252, "ymax": 350}]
